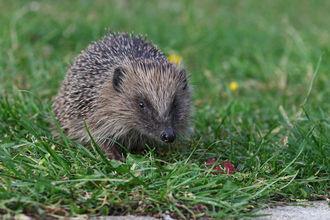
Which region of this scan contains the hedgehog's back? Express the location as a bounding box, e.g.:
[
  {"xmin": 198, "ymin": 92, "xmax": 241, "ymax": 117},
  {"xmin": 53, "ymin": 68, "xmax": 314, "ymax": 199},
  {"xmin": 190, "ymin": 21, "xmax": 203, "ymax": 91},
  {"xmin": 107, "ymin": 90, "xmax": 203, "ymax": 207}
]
[{"xmin": 87, "ymin": 32, "xmax": 167, "ymax": 67}]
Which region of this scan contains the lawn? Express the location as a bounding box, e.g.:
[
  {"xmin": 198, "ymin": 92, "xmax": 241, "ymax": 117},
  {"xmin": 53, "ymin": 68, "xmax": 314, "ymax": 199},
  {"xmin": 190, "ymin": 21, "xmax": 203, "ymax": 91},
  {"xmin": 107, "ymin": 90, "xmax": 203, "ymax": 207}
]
[{"xmin": 1, "ymin": 0, "xmax": 330, "ymax": 219}]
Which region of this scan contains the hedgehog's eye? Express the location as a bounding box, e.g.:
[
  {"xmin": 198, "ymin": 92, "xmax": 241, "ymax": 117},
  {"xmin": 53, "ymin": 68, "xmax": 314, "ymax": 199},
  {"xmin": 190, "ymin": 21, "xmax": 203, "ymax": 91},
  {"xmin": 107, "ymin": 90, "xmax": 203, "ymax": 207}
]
[
  {"xmin": 173, "ymin": 102, "xmax": 177, "ymax": 109},
  {"xmin": 139, "ymin": 101, "xmax": 145, "ymax": 109}
]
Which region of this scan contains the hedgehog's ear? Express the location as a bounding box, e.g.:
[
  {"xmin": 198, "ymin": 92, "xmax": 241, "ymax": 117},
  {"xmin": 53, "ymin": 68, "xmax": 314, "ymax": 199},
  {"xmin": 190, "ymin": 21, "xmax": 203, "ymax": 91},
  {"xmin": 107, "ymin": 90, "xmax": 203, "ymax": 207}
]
[
  {"xmin": 179, "ymin": 69, "xmax": 188, "ymax": 90},
  {"xmin": 113, "ymin": 67, "xmax": 126, "ymax": 92}
]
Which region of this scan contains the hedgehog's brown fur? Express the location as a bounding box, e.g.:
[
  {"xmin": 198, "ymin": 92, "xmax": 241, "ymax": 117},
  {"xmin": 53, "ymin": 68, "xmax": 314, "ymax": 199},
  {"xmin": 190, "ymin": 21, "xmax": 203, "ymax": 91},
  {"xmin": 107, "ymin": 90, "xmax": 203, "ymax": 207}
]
[{"xmin": 52, "ymin": 32, "xmax": 192, "ymax": 161}]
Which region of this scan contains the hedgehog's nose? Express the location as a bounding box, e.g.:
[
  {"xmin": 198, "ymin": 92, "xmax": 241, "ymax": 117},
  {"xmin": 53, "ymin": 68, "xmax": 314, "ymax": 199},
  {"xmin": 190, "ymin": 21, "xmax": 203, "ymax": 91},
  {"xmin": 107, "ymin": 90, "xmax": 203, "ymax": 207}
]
[{"xmin": 161, "ymin": 129, "xmax": 176, "ymax": 143}]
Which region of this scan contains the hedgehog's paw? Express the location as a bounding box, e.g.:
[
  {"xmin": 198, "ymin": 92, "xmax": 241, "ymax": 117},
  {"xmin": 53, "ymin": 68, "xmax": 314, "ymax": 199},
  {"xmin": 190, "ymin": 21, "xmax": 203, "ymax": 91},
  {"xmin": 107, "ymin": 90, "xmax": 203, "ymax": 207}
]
[{"xmin": 106, "ymin": 146, "xmax": 126, "ymax": 162}]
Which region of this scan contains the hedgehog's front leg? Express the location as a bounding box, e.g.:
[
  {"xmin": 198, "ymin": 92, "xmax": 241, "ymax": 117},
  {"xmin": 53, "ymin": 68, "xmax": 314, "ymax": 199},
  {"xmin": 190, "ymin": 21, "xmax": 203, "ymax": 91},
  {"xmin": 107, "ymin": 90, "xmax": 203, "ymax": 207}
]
[
  {"xmin": 100, "ymin": 140, "xmax": 126, "ymax": 162},
  {"xmin": 107, "ymin": 146, "xmax": 126, "ymax": 162}
]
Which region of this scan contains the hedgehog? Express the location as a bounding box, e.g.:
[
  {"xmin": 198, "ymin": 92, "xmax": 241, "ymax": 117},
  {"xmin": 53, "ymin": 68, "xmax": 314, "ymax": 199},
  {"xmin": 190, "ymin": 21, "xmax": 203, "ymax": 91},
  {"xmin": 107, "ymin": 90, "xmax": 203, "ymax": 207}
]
[{"xmin": 52, "ymin": 32, "xmax": 192, "ymax": 161}]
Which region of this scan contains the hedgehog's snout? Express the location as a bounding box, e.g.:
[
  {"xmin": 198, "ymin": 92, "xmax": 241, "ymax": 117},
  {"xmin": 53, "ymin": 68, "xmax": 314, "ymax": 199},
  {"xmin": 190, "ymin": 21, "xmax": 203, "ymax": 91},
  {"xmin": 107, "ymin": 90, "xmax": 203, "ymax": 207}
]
[{"xmin": 160, "ymin": 129, "xmax": 176, "ymax": 143}]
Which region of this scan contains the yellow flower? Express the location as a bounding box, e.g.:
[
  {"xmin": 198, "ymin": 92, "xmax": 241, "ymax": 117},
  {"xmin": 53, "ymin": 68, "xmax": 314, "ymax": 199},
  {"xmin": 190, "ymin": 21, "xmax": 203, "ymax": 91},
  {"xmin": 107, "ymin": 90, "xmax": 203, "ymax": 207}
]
[
  {"xmin": 229, "ymin": 81, "xmax": 238, "ymax": 91},
  {"xmin": 168, "ymin": 55, "xmax": 181, "ymax": 65}
]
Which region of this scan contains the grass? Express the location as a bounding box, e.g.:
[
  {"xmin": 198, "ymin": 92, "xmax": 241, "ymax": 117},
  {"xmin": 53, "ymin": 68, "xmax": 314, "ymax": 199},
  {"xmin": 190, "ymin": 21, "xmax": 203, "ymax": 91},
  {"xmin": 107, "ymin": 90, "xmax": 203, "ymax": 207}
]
[{"xmin": 1, "ymin": 0, "xmax": 330, "ymax": 219}]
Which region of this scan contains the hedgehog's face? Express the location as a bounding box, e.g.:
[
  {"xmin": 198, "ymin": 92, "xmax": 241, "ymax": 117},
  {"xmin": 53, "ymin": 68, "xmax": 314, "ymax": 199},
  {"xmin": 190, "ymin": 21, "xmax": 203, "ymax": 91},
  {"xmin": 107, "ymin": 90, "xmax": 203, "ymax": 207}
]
[{"xmin": 112, "ymin": 62, "xmax": 191, "ymax": 145}]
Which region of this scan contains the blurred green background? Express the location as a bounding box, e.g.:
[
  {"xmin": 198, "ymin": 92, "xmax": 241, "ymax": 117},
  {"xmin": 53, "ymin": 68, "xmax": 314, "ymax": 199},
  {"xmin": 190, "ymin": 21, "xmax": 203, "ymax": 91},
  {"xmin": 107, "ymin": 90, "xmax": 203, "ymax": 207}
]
[{"xmin": 1, "ymin": 0, "xmax": 329, "ymax": 110}]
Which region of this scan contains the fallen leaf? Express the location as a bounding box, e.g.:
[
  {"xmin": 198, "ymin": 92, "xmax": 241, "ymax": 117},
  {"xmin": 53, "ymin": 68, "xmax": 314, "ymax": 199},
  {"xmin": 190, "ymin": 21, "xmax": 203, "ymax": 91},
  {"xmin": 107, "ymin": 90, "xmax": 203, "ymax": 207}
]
[{"xmin": 205, "ymin": 157, "xmax": 235, "ymax": 174}]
